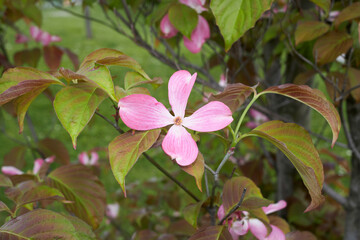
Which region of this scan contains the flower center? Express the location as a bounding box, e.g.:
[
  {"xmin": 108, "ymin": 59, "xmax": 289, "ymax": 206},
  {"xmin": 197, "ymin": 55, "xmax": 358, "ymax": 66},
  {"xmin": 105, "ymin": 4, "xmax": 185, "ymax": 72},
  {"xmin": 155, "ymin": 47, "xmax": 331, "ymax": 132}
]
[{"xmin": 174, "ymin": 116, "xmax": 182, "ymax": 125}]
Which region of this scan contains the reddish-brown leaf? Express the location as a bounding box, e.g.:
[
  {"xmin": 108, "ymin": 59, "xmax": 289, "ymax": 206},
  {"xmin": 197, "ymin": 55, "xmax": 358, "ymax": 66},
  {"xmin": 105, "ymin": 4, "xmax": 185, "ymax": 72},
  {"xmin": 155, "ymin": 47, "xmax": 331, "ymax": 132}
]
[
  {"xmin": 209, "ymin": 83, "xmax": 255, "ymax": 113},
  {"xmin": 295, "ymin": 21, "xmax": 330, "ymax": 45},
  {"xmin": 47, "ymin": 164, "xmax": 106, "ymax": 229},
  {"xmin": 313, "ymin": 31, "xmax": 353, "ymax": 65},
  {"xmin": 334, "ymin": 2, "xmax": 360, "ymax": 28},
  {"xmin": 43, "ymin": 45, "xmax": 64, "ymax": 71},
  {"xmin": 286, "ymin": 231, "xmax": 317, "ymax": 240},
  {"xmin": 62, "ymin": 47, "xmax": 80, "ymax": 70},
  {"xmin": 3, "ymin": 146, "xmax": 27, "ymax": 169},
  {"xmin": 189, "ymin": 226, "xmax": 232, "ymax": 240},
  {"xmin": 348, "ymin": 68, "xmax": 360, "ymax": 103},
  {"xmin": 38, "ymin": 138, "xmax": 70, "ymax": 165},
  {"xmin": 262, "ymin": 84, "xmax": 340, "ymax": 147},
  {"xmin": 14, "ymin": 48, "xmax": 41, "ymax": 68}
]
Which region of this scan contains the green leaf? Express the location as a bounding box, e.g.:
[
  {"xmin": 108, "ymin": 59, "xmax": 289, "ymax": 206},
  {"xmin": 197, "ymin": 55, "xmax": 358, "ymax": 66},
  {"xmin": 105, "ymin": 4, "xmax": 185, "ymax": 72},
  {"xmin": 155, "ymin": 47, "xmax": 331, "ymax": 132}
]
[
  {"xmin": 261, "ymin": 84, "xmax": 341, "ymax": 147},
  {"xmin": 168, "ymin": 3, "xmax": 198, "ymax": 39},
  {"xmin": 209, "ymin": 83, "xmax": 255, "ymax": 113},
  {"xmin": 15, "ymin": 185, "xmax": 65, "ymax": 211},
  {"xmin": 183, "ymin": 201, "xmax": 204, "ymax": 228},
  {"xmin": 313, "ymin": 31, "xmax": 353, "ymax": 65},
  {"xmin": 0, "ymin": 174, "xmax": 13, "ymax": 187},
  {"xmin": 222, "ymin": 177, "xmax": 272, "ymax": 214},
  {"xmin": 0, "ymin": 209, "xmax": 81, "ymax": 239},
  {"xmin": 189, "ymin": 226, "xmax": 232, "ymax": 240},
  {"xmin": 80, "ymin": 48, "xmax": 150, "ymax": 80},
  {"xmin": 180, "ymin": 153, "xmax": 204, "ymax": 192},
  {"xmin": 295, "ymin": 21, "xmax": 330, "ymax": 45},
  {"xmin": 0, "ymin": 201, "xmax": 12, "ymax": 215},
  {"xmin": 77, "ymin": 62, "xmax": 117, "ymax": 101},
  {"xmin": 124, "ymin": 72, "xmax": 162, "ymax": 91},
  {"xmin": 108, "ymin": 129, "xmax": 161, "ymax": 196},
  {"xmin": 54, "ymin": 86, "xmax": 107, "ymax": 149},
  {"xmin": 309, "ymin": 0, "xmax": 330, "ymax": 15},
  {"xmin": 243, "ymin": 121, "xmax": 325, "ymax": 212},
  {"xmin": 334, "ymin": 2, "xmax": 360, "ymax": 28},
  {"xmin": 47, "ymin": 164, "xmax": 106, "ymax": 229},
  {"xmin": 210, "ymin": 0, "xmax": 274, "ymax": 51},
  {"xmin": 62, "ymin": 214, "xmax": 97, "ymax": 240}
]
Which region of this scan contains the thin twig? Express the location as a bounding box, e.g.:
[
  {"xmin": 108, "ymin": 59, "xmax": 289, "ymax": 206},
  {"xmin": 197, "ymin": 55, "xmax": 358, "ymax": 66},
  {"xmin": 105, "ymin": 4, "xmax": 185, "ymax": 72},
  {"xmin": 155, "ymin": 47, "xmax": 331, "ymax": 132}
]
[
  {"xmin": 323, "ymin": 183, "xmax": 347, "ymax": 207},
  {"xmin": 218, "ymin": 188, "xmax": 247, "ymax": 225}
]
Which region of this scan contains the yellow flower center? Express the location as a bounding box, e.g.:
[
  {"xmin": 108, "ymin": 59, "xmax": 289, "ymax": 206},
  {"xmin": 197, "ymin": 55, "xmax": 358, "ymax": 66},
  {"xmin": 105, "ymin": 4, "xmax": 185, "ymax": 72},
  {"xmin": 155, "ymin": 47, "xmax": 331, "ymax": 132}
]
[{"xmin": 174, "ymin": 116, "xmax": 182, "ymax": 125}]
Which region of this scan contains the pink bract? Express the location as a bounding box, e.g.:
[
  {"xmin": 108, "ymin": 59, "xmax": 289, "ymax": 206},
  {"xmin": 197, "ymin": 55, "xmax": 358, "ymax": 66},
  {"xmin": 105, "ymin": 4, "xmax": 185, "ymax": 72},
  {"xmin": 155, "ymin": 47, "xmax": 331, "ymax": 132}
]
[
  {"xmin": 33, "ymin": 159, "xmax": 44, "ymax": 174},
  {"xmin": 15, "ymin": 34, "xmax": 29, "ymax": 44},
  {"xmin": 183, "ymin": 15, "xmax": 210, "ymax": 54},
  {"xmin": 30, "ymin": 26, "xmax": 62, "ymax": 46},
  {"xmin": 79, "ymin": 151, "xmax": 99, "ymax": 166},
  {"xmin": 118, "ymin": 70, "xmax": 233, "ymax": 166},
  {"xmin": 218, "ymin": 200, "xmax": 287, "ymax": 240},
  {"xmin": 106, "ymin": 203, "xmax": 120, "ymax": 219},
  {"xmin": 179, "ymin": 0, "xmax": 207, "ymax": 13},
  {"xmin": 160, "ymin": 14, "xmax": 178, "ymax": 39},
  {"xmin": 1, "ymin": 166, "xmax": 23, "ymax": 176}
]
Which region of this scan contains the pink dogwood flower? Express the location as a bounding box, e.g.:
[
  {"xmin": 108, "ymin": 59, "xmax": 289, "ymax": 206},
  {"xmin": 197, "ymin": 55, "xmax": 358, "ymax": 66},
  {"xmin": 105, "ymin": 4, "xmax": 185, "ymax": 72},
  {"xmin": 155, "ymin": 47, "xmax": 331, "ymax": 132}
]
[
  {"xmin": 219, "ymin": 73, "xmax": 227, "ymax": 88},
  {"xmin": 30, "ymin": 26, "xmax": 61, "ymax": 46},
  {"xmin": 218, "ymin": 200, "xmax": 287, "ymax": 240},
  {"xmin": 160, "ymin": 14, "xmax": 178, "ymax": 38},
  {"xmin": 118, "ymin": 70, "xmax": 233, "ymax": 166},
  {"xmin": 78, "ymin": 151, "xmax": 99, "ymax": 166},
  {"xmin": 1, "ymin": 166, "xmax": 24, "ymax": 176},
  {"xmin": 183, "ymin": 15, "xmax": 210, "ymax": 53},
  {"xmin": 15, "ymin": 34, "xmax": 29, "ymax": 44},
  {"xmin": 179, "ymin": 0, "xmax": 207, "ymax": 13},
  {"xmin": 1, "ymin": 156, "xmax": 55, "ymax": 176},
  {"xmin": 246, "ymin": 109, "xmax": 269, "ymax": 129},
  {"xmin": 106, "ymin": 203, "xmax": 120, "ymax": 219}
]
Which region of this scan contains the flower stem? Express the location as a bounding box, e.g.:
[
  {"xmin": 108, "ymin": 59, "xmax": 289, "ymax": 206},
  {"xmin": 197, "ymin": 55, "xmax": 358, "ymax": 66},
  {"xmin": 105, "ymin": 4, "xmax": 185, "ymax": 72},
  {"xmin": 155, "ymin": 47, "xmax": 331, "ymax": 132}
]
[{"xmin": 233, "ymin": 92, "xmax": 260, "ymax": 146}]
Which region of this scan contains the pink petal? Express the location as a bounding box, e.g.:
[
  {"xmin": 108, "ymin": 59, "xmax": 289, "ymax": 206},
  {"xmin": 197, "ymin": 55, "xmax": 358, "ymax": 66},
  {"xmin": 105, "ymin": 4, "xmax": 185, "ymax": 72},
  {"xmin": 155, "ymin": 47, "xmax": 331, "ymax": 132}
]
[
  {"xmin": 245, "ymin": 121, "xmax": 258, "ymax": 129},
  {"xmin": 106, "ymin": 203, "xmax": 120, "ymax": 219},
  {"xmin": 232, "ymin": 219, "xmax": 249, "ymax": 236},
  {"xmin": 183, "ymin": 15, "xmax": 210, "ymax": 54},
  {"xmin": 262, "ymin": 200, "xmax": 287, "ymax": 215},
  {"xmin": 45, "ymin": 156, "xmax": 55, "ymax": 163},
  {"xmin": 50, "ymin": 35, "xmax": 61, "ymax": 43},
  {"xmin": 162, "ymin": 125, "xmax": 198, "ymax": 166},
  {"xmin": 30, "ymin": 26, "xmax": 42, "ymax": 41},
  {"xmin": 15, "ymin": 34, "xmax": 29, "ymax": 44},
  {"xmin": 78, "ymin": 152, "xmax": 90, "ymax": 165},
  {"xmin": 229, "ymin": 227, "xmax": 240, "ymax": 240},
  {"xmin": 2, "ymin": 166, "xmax": 23, "ymax": 175},
  {"xmin": 90, "ymin": 152, "xmax": 99, "ymax": 165},
  {"xmin": 217, "ymin": 204, "xmax": 225, "ymax": 220},
  {"xmin": 33, "ymin": 159, "xmax": 44, "ymax": 174},
  {"xmin": 40, "ymin": 32, "xmax": 52, "ymax": 46},
  {"xmin": 168, "ymin": 70, "xmax": 197, "ymax": 118},
  {"xmin": 179, "ymin": 0, "xmax": 207, "ymax": 13},
  {"xmin": 249, "ymin": 109, "xmax": 269, "ymax": 122},
  {"xmin": 266, "ymin": 225, "xmax": 285, "ymax": 240},
  {"xmin": 119, "ymin": 94, "xmax": 174, "ymax": 130},
  {"xmin": 219, "ymin": 74, "xmax": 227, "ymax": 88},
  {"xmin": 249, "ymin": 218, "xmax": 268, "ymax": 240},
  {"xmin": 160, "ymin": 14, "xmax": 178, "ymax": 38},
  {"xmin": 182, "ymin": 101, "xmax": 233, "ymax": 132}
]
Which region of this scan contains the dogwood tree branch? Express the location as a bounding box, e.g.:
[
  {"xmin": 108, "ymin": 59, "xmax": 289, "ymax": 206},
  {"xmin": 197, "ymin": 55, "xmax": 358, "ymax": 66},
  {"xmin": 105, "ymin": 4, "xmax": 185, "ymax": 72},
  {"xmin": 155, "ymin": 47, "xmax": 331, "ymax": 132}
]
[{"xmin": 218, "ymin": 188, "xmax": 247, "ymax": 225}]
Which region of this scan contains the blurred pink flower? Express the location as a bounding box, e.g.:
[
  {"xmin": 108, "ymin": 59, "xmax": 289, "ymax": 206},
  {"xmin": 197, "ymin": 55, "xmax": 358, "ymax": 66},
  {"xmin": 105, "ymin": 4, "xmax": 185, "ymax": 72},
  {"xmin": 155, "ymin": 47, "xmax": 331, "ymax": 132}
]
[
  {"xmin": 218, "ymin": 200, "xmax": 287, "ymax": 240},
  {"xmin": 78, "ymin": 151, "xmax": 99, "ymax": 166},
  {"xmin": 183, "ymin": 15, "xmax": 210, "ymax": 53},
  {"xmin": 219, "ymin": 74, "xmax": 227, "ymax": 88},
  {"xmin": 160, "ymin": 14, "xmax": 178, "ymax": 38},
  {"xmin": 15, "ymin": 34, "xmax": 29, "ymax": 44},
  {"xmin": 179, "ymin": 0, "xmax": 207, "ymax": 13},
  {"xmin": 2, "ymin": 156, "xmax": 55, "ymax": 176},
  {"xmin": 30, "ymin": 26, "xmax": 61, "ymax": 46},
  {"xmin": 118, "ymin": 70, "xmax": 233, "ymax": 166},
  {"xmin": 106, "ymin": 203, "xmax": 120, "ymax": 219},
  {"xmin": 1, "ymin": 166, "xmax": 23, "ymax": 176},
  {"xmin": 246, "ymin": 109, "xmax": 269, "ymax": 129}
]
